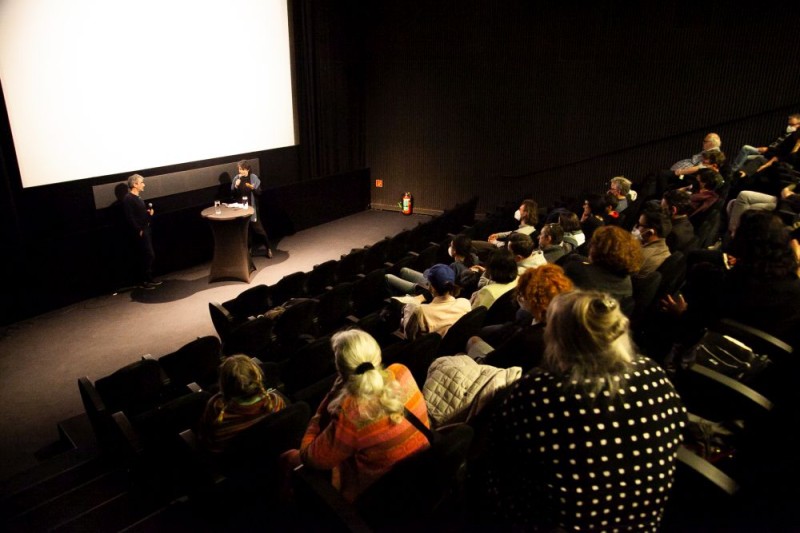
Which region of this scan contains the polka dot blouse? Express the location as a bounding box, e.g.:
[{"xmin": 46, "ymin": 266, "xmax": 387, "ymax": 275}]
[{"xmin": 483, "ymin": 355, "xmax": 687, "ymax": 531}]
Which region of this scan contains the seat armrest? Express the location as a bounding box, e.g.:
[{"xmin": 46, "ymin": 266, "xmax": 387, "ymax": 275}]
[
  {"xmin": 111, "ymin": 411, "xmax": 144, "ymax": 456},
  {"xmin": 78, "ymin": 376, "xmax": 107, "ymax": 414}
]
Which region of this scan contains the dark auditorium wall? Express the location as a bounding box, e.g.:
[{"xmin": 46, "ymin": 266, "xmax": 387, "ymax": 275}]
[{"xmin": 362, "ymin": 1, "xmax": 800, "ymax": 213}]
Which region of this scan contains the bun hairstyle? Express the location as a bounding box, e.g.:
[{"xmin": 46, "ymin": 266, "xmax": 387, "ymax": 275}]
[
  {"xmin": 543, "ymin": 291, "xmax": 634, "ymax": 396},
  {"xmin": 330, "ymin": 329, "xmax": 405, "ymax": 424},
  {"xmin": 216, "ymin": 354, "xmax": 267, "ymax": 422}
]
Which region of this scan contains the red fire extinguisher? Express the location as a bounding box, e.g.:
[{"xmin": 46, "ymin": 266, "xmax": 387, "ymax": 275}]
[{"xmin": 401, "ymin": 192, "xmax": 413, "ymax": 215}]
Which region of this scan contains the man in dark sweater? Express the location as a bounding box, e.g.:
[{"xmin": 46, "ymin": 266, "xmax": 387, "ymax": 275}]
[
  {"xmin": 662, "ymin": 189, "xmax": 697, "ymax": 253},
  {"xmin": 122, "ymin": 174, "xmax": 160, "ymax": 289}
]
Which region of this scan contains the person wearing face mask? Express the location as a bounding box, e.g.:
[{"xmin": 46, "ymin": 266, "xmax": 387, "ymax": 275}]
[
  {"xmin": 634, "ymin": 206, "xmax": 671, "ymax": 276},
  {"xmin": 472, "ymin": 199, "xmax": 539, "ymax": 257},
  {"xmin": 384, "ymin": 234, "xmax": 477, "ymax": 296},
  {"xmin": 730, "ymin": 113, "xmax": 800, "ymax": 176}
]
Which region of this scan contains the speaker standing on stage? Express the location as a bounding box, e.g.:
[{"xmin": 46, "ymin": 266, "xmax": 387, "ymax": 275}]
[
  {"xmin": 232, "ymin": 160, "xmax": 273, "ymax": 258},
  {"xmin": 122, "ymin": 174, "xmax": 161, "ymax": 289}
]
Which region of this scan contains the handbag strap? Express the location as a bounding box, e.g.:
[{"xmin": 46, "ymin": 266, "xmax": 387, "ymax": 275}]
[{"xmin": 403, "ymin": 407, "xmax": 435, "ymax": 445}]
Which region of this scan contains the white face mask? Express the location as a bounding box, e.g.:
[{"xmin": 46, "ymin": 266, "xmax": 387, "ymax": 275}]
[
  {"xmin": 787, "ymin": 125, "xmax": 797, "ymax": 134},
  {"xmin": 514, "ymin": 209, "xmax": 522, "ymax": 221},
  {"xmin": 448, "ymin": 245, "xmax": 455, "ymax": 258},
  {"xmin": 631, "ymin": 228, "xmax": 643, "ymax": 241}
]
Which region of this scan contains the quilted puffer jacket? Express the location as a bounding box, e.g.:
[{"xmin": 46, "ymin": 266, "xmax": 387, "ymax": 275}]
[{"xmin": 423, "ymin": 355, "xmax": 522, "ymax": 427}]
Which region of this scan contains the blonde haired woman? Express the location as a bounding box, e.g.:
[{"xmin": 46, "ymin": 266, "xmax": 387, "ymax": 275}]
[
  {"xmin": 294, "ymin": 329, "xmax": 430, "ymax": 501},
  {"xmin": 478, "ymin": 291, "xmax": 686, "ymax": 530}
]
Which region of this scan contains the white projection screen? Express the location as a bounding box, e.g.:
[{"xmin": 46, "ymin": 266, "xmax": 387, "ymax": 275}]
[{"xmin": 0, "ymin": 0, "xmax": 296, "ymax": 188}]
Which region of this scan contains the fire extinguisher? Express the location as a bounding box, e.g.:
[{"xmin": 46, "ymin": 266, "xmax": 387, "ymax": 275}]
[{"xmin": 401, "ymin": 192, "xmax": 413, "ymax": 215}]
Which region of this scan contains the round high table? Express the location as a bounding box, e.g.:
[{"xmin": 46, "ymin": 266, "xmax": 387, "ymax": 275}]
[{"xmin": 201, "ymin": 205, "xmax": 256, "ymax": 283}]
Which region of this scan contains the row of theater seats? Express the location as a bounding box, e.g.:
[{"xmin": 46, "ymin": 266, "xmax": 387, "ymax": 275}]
[
  {"xmin": 72, "ymin": 198, "xmax": 486, "ymax": 527},
  {"xmin": 660, "ymin": 319, "xmax": 795, "ymax": 530}
]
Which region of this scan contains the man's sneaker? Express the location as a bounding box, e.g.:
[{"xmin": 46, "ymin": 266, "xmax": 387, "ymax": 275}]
[
  {"xmin": 266, "ymin": 248, "xmax": 273, "ymax": 258},
  {"xmin": 140, "ymin": 282, "xmax": 157, "ymax": 290}
]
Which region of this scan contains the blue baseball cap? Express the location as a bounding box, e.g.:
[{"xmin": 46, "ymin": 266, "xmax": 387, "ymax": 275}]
[{"xmin": 423, "ymin": 264, "xmax": 455, "ymax": 293}]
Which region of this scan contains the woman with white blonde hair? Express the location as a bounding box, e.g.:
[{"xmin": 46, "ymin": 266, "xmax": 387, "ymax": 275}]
[
  {"xmin": 292, "ymin": 329, "xmax": 430, "ymax": 501},
  {"xmin": 477, "ymin": 290, "xmax": 687, "ymax": 531}
]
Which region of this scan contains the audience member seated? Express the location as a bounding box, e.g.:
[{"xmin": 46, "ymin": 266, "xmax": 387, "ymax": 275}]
[
  {"xmin": 507, "ymin": 232, "xmax": 545, "ymax": 273},
  {"xmin": 662, "ymin": 189, "xmax": 696, "ymax": 253},
  {"xmin": 473, "ymin": 290, "xmax": 686, "ymax": 531},
  {"xmin": 730, "ymin": 113, "xmax": 800, "ymax": 176},
  {"xmin": 473, "ymin": 198, "xmax": 539, "ymax": 254},
  {"xmin": 423, "ymin": 355, "xmax": 521, "ymax": 427},
  {"xmin": 558, "ymin": 211, "xmax": 586, "ymax": 252},
  {"xmin": 562, "ymin": 225, "xmax": 641, "ymax": 314},
  {"xmin": 286, "ymin": 329, "xmax": 430, "ymax": 502},
  {"xmin": 198, "ymin": 355, "xmax": 287, "ymax": 453},
  {"xmin": 662, "ymin": 211, "xmax": 800, "ymax": 349},
  {"xmin": 682, "ymin": 168, "xmax": 722, "ymax": 219},
  {"xmin": 398, "ymin": 264, "xmax": 471, "ymax": 340},
  {"xmin": 466, "ymin": 264, "xmax": 573, "ymax": 371},
  {"xmin": 608, "ymin": 176, "xmax": 637, "ymax": 212},
  {"xmin": 537, "ymin": 223, "xmax": 566, "ymax": 263},
  {"xmin": 654, "ymin": 133, "xmax": 723, "ymax": 195},
  {"xmin": 727, "ymin": 184, "xmax": 800, "ymax": 237},
  {"xmin": 469, "ymin": 249, "xmax": 519, "ymax": 310},
  {"xmin": 580, "ymin": 193, "xmax": 619, "ymax": 240},
  {"xmin": 671, "ymin": 132, "xmax": 722, "ymax": 173},
  {"xmin": 635, "ymin": 205, "xmax": 672, "ymax": 276},
  {"xmin": 385, "ymin": 234, "xmax": 477, "ymax": 296},
  {"xmin": 730, "ymin": 126, "xmax": 799, "ymax": 197}
]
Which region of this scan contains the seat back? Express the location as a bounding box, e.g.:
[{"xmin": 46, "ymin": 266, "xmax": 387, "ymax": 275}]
[
  {"xmin": 482, "ymin": 289, "xmax": 519, "ymax": 327},
  {"xmin": 413, "ymin": 243, "xmax": 441, "ymax": 271},
  {"xmin": 381, "ymin": 333, "xmax": 442, "ymax": 386},
  {"xmin": 271, "ymin": 272, "xmax": 309, "ymax": 306},
  {"xmin": 221, "ymin": 315, "xmax": 277, "ymax": 359},
  {"xmin": 437, "ymin": 306, "xmax": 487, "ymax": 356},
  {"xmin": 356, "ymin": 424, "xmax": 474, "ymax": 528},
  {"xmin": 351, "ymin": 268, "xmax": 389, "ymax": 317},
  {"xmin": 94, "ymin": 358, "xmax": 173, "ymax": 417},
  {"xmin": 281, "ymin": 336, "xmax": 336, "ymax": 394},
  {"xmin": 630, "ymin": 270, "xmax": 662, "ymax": 327},
  {"xmin": 274, "ymin": 298, "xmax": 319, "ymax": 351},
  {"xmin": 222, "ymin": 284, "xmax": 271, "ymax": 320},
  {"xmin": 314, "ymin": 282, "xmax": 355, "ymax": 335},
  {"xmin": 208, "ymin": 302, "xmax": 234, "ymax": 340},
  {"xmin": 363, "ymin": 238, "xmax": 391, "ymax": 273},
  {"xmin": 307, "ymin": 260, "xmax": 340, "ymax": 297},
  {"xmin": 221, "ymin": 402, "xmax": 311, "ymax": 483},
  {"xmin": 656, "ymin": 250, "xmax": 686, "ymax": 299},
  {"xmin": 158, "ymin": 336, "xmax": 223, "ymax": 390},
  {"xmin": 337, "ymin": 248, "xmax": 367, "ymax": 282},
  {"xmin": 386, "ymin": 230, "xmax": 411, "ymax": 263}
]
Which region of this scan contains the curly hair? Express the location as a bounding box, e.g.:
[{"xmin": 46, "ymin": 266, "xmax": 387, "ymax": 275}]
[
  {"xmin": 588, "ymin": 225, "xmax": 642, "ymax": 275},
  {"xmin": 516, "ymin": 264, "xmax": 574, "ymax": 322},
  {"xmin": 730, "ymin": 211, "xmax": 798, "ymax": 280}
]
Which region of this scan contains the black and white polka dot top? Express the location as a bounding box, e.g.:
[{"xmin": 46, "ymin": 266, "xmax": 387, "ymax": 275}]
[{"xmin": 484, "ymin": 355, "xmax": 687, "ymax": 532}]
